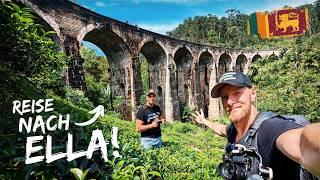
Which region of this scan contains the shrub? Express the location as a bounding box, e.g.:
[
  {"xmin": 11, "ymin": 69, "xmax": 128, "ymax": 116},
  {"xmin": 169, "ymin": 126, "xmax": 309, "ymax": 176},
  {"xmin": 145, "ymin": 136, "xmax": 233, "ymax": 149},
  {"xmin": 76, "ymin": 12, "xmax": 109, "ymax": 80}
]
[{"xmin": 65, "ymin": 86, "xmax": 94, "ymax": 109}]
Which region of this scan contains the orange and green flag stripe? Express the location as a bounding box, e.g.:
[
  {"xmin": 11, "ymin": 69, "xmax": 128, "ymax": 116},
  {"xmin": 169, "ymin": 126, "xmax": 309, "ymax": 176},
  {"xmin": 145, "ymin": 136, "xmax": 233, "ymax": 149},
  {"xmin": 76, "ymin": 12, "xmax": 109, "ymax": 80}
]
[{"xmin": 248, "ymin": 12, "xmax": 269, "ymax": 38}]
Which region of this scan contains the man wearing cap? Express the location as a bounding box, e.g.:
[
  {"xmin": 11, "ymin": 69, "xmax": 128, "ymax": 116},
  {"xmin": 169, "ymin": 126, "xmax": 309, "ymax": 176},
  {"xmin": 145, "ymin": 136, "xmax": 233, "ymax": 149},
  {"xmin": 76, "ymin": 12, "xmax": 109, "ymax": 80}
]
[
  {"xmin": 192, "ymin": 71, "xmax": 320, "ymax": 178},
  {"xmin": 136, "ymin": 89, "xmax": 165, "ymax": 149}
]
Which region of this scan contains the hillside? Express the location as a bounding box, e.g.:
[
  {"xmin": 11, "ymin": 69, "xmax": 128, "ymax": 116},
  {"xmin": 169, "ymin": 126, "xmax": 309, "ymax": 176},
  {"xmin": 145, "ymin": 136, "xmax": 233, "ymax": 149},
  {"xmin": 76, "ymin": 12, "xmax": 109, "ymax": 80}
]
[{"xmin": 167, "ymin": 2, "xmax": 320, "ymax": 49}]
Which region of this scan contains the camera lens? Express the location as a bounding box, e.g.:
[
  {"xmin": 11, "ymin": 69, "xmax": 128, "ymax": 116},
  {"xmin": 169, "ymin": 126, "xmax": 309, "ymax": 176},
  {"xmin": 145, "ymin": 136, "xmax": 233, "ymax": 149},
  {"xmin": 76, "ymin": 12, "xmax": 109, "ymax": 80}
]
[{"xmin": 219, "ymin": 162, "xmax": 236, "ymax": 179}]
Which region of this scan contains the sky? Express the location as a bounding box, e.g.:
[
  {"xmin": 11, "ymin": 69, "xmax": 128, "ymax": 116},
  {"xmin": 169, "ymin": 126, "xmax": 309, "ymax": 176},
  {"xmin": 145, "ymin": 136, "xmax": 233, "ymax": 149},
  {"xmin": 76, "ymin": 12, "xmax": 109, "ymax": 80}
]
[{"xmin": 75, "ymin": 0, "xmax": 315, "ymax": 54}]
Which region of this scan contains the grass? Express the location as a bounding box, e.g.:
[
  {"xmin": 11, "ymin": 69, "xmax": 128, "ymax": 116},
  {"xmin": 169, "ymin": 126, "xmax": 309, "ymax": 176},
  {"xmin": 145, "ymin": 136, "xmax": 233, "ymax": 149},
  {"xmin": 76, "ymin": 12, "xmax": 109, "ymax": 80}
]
[{"xmin": 98, "ymin": 115, "xmax": 226, "ymax": 179}]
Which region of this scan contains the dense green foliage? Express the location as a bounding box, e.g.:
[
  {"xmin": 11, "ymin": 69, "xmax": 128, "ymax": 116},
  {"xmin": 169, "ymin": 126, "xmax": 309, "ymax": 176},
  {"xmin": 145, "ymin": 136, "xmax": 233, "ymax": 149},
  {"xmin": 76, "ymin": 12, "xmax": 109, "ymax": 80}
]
[
  {"xmin": 167, "ymin": 2, "xmax": 320, "ymax": 48},
  {"xmin": 300, "ymin": 1, "xmax": 320, "ymax": 35},
  {"xmin": 0, "ymin": 3, "xmax": 70, "ymax": 178},
  {"xmin": 137, "ymin": 54, "xmax": 150, "ymax": 106},
  {"xmin": 0, "ymin": 65, "xmax": 91, "ymax": 179},
  {"xmin": 167, "ymin": 10, "xmax": 258, "ymax": 48},
  {"xmin": 139, "ymin": 54, "xmax": 150, "ymax": 94},
  {"xmin": 97, "ymin": 116, "xmax": 226, "ymax": 179},
  {"xmin": 249, "ymin": 35, "xmax": 320, "ymax": 122},
  {"xmin": 80, "ymin": 46, "xmax": 112, "ymax": 110},
  {"xmin": 0, "ymin": 1, "xmax": 67, "ymax": 90}
]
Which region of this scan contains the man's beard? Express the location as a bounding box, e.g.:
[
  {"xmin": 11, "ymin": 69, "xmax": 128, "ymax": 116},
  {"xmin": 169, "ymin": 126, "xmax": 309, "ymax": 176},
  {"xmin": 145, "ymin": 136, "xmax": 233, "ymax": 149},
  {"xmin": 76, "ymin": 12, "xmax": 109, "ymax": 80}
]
[{"xmin": 227, "ymin": 106, "xmax": 250, "ymax": 123}]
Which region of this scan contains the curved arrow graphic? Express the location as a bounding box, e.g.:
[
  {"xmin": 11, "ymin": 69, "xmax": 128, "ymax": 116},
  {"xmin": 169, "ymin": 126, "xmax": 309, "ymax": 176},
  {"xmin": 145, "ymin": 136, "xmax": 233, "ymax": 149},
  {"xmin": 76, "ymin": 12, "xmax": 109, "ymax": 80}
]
[{"xmin": 74, "ymin": 105, "xmax": 104, "ymax": 126}]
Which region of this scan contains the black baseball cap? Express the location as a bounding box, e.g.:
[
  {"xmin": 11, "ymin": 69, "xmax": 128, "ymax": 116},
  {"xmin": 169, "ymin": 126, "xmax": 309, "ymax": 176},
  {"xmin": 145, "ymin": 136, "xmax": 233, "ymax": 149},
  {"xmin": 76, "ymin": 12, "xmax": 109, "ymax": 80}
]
[{"xmin": 211, "ymin": 71, "xmax": 252, "ymax": 98}]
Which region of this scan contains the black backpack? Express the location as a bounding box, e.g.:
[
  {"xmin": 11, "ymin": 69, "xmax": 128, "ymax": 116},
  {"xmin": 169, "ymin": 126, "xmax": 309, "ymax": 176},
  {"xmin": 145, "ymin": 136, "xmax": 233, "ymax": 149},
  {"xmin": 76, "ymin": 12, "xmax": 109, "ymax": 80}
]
[{"xmin": 226, "ymin": 111, "xmax": 319, "ymax": 180}]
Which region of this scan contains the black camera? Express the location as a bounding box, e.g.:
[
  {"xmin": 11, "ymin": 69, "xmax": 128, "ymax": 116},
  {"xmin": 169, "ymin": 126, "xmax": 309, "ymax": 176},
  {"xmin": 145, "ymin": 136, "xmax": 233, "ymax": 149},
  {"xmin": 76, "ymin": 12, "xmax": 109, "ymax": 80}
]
[
  {"xmin": 218, "ymin": 144, "xmax": 273, "ymax": 180},
  {"xmin": 154, "ymin": 117, "xmax": 162, "ymax": 124}
]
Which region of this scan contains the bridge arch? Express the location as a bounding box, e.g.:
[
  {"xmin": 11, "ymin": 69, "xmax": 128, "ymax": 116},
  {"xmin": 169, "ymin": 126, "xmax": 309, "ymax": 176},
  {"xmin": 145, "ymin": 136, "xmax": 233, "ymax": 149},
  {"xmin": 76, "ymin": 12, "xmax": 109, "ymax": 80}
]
[
  {"xmin": 80, "ymin": 27, "xmax": 132, "ymax": 119},
  {"xmin": 218, "ymin": 53, "xmax": 232, "ymax": 78},
  {"xmin": 138, "ymin": 41, "xmax": 167, "ymax": 111},
  {"xmin": 137, "ymin": 39, "xmax": 168, "ymax": 56},
  {"xmin": 248, "ymin": 54, "xmax": 263, "ymax": 70},
  {"xmin": 252, "ymin": 54, "xmax": 262, "ymax": 64},
  {"xmin": 172, "ymin": 45, "xmax": 193, "ymax": 59},
  {"xmin": 235, "ymin": 54, "xmax": 247, "ymax": 72},
  {"xmin": 269, "ymin": 53, "xmax": 279, "ymax": 60},
  {"xmin": 77, "ymin": 24, "xmax": 128, "ymax": 47},
  {"xmin": 197, "ymin": 51, "xmax": 214, "ymax": 117},
  {"xmin": 173, "ymin": 46, "xmax": 193, "ymax": 120},
  {"xmin": 139, "ymin": 41, "xmax": 167, "ymax": 65},
  {"xmin": 77, "ymin": 24, "xmax": 98, "ymax": 42},
  {"xmin": 81, "ymin": 27, "xmax": 131, "ymax": 60}
]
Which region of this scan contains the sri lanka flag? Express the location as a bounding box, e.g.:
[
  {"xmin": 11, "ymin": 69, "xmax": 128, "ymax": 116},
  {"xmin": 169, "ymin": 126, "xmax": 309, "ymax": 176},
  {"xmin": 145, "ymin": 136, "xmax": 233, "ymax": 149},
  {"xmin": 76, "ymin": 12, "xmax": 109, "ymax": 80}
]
[{"xmin": 247, "ymin": 8, "xmax": 309, "ymax": 39}]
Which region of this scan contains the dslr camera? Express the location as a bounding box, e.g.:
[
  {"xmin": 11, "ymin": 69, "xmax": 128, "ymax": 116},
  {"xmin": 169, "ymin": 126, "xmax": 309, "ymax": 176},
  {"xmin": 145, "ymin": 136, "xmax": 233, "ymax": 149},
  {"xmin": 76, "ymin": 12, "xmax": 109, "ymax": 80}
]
[
  {"xmin": 154, "ymin": 116, "xmax": 162, "ymax": 124},
  {"xmin": 218, "ymin": 144, "xmax": 273, "ymax": 180}
]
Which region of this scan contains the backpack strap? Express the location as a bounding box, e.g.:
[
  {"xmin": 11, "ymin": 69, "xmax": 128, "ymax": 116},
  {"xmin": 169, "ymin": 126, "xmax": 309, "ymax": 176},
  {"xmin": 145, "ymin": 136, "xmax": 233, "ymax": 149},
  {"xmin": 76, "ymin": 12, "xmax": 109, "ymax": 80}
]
[
  {"xmin": 227, "ymin": 111, "xmax": 308, "ymax": 149},
  {"xmin": 244, "ymin": 112, "xmax": 310, "ymax": 149},
  {"xmin": 226, "ymin": 112, "xmax": 277, "ymax": 146},
  {"xmin": 244, "ymin": 112, "xmax": 278, "ymax": 149},
  {"xmin": 278, "ymin": 114, "xmax": 310, "ymax": 126},
  {"xmin": 226, "ymin": 123, "xmax": 236, "ymax": 144}
]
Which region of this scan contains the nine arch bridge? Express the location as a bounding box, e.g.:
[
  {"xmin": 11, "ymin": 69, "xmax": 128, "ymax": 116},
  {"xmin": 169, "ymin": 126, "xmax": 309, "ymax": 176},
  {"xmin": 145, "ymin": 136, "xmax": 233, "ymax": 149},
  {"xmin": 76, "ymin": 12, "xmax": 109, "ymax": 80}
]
[{"xmin": 17, "ymin": 0, "xmax": 280, "ymax": 121}]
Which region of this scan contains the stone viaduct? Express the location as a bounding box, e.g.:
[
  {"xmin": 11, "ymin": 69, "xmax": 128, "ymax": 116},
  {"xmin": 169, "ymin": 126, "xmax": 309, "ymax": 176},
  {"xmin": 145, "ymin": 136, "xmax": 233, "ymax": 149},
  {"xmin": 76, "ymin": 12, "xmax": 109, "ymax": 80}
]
[{"xmin": 17, "ymin": 0, "xmax": 280, "ymax": 121}]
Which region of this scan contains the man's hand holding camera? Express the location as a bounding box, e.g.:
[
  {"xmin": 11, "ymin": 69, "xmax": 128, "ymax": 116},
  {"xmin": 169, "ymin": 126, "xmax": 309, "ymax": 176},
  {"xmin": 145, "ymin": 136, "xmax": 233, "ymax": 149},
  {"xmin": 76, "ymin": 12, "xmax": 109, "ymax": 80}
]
[
  {"xmin": 151, "ymin": 116, "xmax": 165, "ymax": 128},
  {"xmin": 150, "ymin": 120, "xmax": 159, "ymax": 128}
]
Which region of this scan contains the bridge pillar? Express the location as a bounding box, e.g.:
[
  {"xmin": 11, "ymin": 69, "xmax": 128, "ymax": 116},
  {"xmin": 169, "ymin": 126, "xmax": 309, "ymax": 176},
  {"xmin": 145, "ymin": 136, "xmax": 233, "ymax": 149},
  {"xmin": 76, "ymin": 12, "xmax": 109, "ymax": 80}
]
[
  {"xmin": 191, "ymin": 62, "xmax": 197, "ymax": 109},
  {"xmin": 208, "ymin": 61, "xmax": 221, "ymax": 119},
  {"xmin": 167, "ymin": 54, "xmax": 181, "ymax": 121},
  {"xmin": 164, "ymin": 61, "xmax": 173, "ymax": 122},
  {"xmin": 131, "ymin": 56, "xmax": 144, "ymax": 120},
  {"xmin": 243, "ymin": 57, "xmax": 251, "ymax": 74},
  {"xmin": 194, "ymin": 62, "xmax": 201, "ymax": 112},
  {"xmin": 63, "ymin": 36, "xmax": 87, "ymax": 91}
]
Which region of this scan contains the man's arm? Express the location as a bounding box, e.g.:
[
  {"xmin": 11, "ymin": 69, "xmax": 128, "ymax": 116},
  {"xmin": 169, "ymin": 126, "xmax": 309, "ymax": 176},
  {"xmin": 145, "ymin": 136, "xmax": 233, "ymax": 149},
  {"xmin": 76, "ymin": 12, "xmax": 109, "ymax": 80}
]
[
  {"xmin": 136, "ymin": 119, "xmax": 159, "ymax": 132},
  {"xmin": 276, "ymin": 123, "xmax": 320, "ymax": 176},
  {"xmin": 192, "ymin": 109, "xmax": 227, "ymax": 137}
]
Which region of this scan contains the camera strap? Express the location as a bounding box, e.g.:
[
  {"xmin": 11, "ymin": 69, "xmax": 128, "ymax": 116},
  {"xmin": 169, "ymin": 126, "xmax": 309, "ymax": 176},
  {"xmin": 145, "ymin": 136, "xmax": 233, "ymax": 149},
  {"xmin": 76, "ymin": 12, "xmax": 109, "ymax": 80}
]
[{"xmin": 246, "ymin": 112, "xmax": 311, "ymax": 147}]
